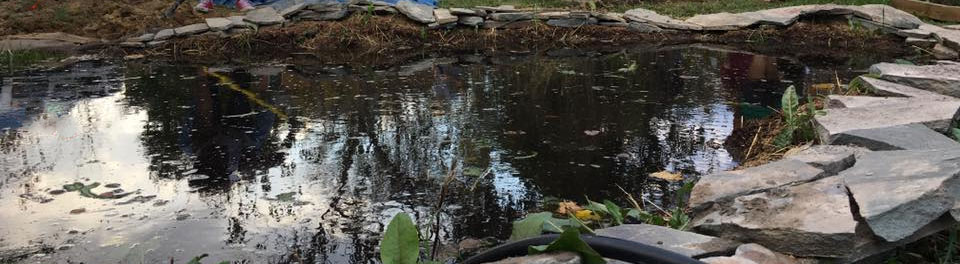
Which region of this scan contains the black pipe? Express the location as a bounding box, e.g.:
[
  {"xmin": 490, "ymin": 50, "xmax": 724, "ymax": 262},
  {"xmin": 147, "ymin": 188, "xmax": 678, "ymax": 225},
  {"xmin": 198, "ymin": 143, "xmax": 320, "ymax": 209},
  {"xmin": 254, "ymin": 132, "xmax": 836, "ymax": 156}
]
[{"xmin": 461, "ymin": 234, "xmax": 706, "ymax": 264}]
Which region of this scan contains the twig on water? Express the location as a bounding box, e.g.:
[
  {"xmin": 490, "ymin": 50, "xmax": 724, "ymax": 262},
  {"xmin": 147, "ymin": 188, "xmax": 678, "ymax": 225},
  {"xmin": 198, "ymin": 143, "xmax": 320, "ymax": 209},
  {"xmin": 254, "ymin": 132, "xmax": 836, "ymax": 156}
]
[{"xmin": 744, "ymin": 125, "xmax": 763, "ymax": 160}]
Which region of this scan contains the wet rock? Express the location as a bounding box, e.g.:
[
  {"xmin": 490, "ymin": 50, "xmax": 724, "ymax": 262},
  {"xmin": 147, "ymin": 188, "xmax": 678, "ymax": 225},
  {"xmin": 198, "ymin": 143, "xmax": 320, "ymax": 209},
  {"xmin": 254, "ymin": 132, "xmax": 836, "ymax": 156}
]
[
  {"xmin": 546, "ymin": 17, "xmax": 598, "ymax": 28},
  {"xmin": 152, "ymin": 29, "xmax": 175, "ymax": 41},
  {"xmin": 205, "ymin": 17, "xmax": 233, "ymax": 31},
  {"xmin": 119, "ymin": 41, "xmax": 145, "ymax": 48},
  {"xmin": 856, "ymin": 76, "xmax": 956, "ymax": 100},
  {"xmin": 488, "ymin": 12, "xmax": 533, "ymax": 22},
  {"xmin": 689, "ymin": 159, "xmax": 827, "ymax": 210},
  {"xmin": 814, "ymin": 101, "xmax": 960, "ymax": 142},
  {"xmin": 595, "ymin": 12, "xmax": 625, "ymax": 23},
  {"xmin": 125, "ymin": 33, "xmax": 155, "ymax": 42},
  {"xmin": 693, "ymin": 177, "xmax": 858, "ymax": 258},
  {"xmin": 174, "ymin": 23, "xmax": 209, "ymax": 36},
  {"xmin": 450, "ymin": 7, "xmax": 481, "ymax": 16},
  {"xmin": 279, "ymin": 2, "xmax": 307, "ymax": 17},
  {"xmin": 483, "ymin": 251, "xmax": 579, "ymax": 264},
  {"xmin": 869, "ymin": 62, "xmax": 960, "ymax": 98},
  {"xmin": 596, "ymin": 224, "xmax": 740, "ymax": 258},
  {"xmin": 459, "ymin": 16, "xmax": 484, "ymax": 27},
  {"xmin": 434, "ymin": 8, "xmax": 458, "ymax": 25},
  {"xmin": 826, "ymin": 95, "xmax": 913, "ymax": 109},
  {"xmin": 933, "ymin": 44, "xmax": 960, "ymax": 60},
  {"xmin": 244, "ymin": 7, "xmax": 285, "ymax": 25},
  {"xmin": 701, "ymin": 243, "xmax": 801, "ymax": 264},
  {"xmin": 69, "ymin": 208, "xmax": 86, "ymax": 214},
  {"xmin": 783, "ymin": 145, "xmax": 866, "ymax": 175},
  {"xmin": 395, "ymin": 0, "xmax": 435, "ymax": 24},
  {"xmin": 830, "ymin": 124, "xmax": 960, "ymax": 151},
  {"xmin": 854, "ymin": 4, "xmax": 923, "ymax": 29},
  {"xmin": 624, "ymin": 8, "xmax": 701, "ymax": 30},
  {"xmin": 627, "ymin": 22, "xmax": 662, "ymax": 33},
  {"xmin": 842, "ymin": 148, "xmax": 960, "ymax": 242}
]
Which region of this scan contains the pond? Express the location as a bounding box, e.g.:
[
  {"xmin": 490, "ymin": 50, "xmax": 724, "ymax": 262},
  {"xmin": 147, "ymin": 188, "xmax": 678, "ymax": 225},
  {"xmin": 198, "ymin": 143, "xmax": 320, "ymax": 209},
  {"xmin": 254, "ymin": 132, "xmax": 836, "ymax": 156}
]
[{"xmin": 0, "ymin": 45, "xmax": 878, "ymax": 263}]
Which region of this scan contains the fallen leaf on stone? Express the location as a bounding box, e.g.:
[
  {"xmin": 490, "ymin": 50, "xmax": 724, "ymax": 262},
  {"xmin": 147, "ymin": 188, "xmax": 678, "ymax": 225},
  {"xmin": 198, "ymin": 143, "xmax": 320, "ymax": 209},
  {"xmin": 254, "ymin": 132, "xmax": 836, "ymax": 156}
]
[
  {"xmin": 574, "ymin": 210, "xmax": 601, "ymax": 221},
  {"xmin": 555, "ymin": 201, "xmax": 582, "ymax": 215},
  {"xmin": 69, "ymin": 208, "xmax": 86, "ymax": 214},
  {"xmin": 649, "ymin": 170, "xmax": 683, "ymax": 182}
]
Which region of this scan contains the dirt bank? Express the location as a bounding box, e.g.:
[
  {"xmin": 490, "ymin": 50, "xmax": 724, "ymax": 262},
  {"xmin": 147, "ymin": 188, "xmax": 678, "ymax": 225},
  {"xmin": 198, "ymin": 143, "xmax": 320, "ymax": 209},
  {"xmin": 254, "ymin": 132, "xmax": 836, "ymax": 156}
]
[{"xmin": 120, "ymin": 15, "xmax": 913, "ymax": 67}]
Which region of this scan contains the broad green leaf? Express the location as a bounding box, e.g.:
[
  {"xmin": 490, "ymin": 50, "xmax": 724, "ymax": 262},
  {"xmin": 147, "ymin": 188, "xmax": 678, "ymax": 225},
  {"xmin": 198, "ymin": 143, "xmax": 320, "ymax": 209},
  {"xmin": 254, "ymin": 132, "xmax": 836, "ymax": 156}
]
[
  {"xmin": 509, "ymin": 212, "xmax": 552, "ymax": 241},
  {"xmin": 583, "ymin": 197, "xmax": 609, "ymax": 216},
  {"xmin": 953, "ymin": 128, "xmax": 960, "ymax": 141},
  {"xmin": 542, "ymin": 217, "xmax": 576, "ymax": 234},
  {"xmin": 380, "ymin": 213, "xmax": 420, "ymax": 264},
  {"xmin": 602, "ymin": 200, "xmax": 623, "ymax": 225},
  {"xmin": 781, "ymin": 85, "xmax": 799, "ymax": 128},
  {"xmin": 773, "ymin": 125, "xmax": 796, "ymax": 149},
  {"xmin": 186, "ymin": 254, "xmax": 208, "ymax": 264},
  {"xmin": 527, "ymin": 229, "xmax": 606, "ymax": 264},
  {"xmin": 668, "ymin": 208, "xmax": 690, "ymax": 231}
]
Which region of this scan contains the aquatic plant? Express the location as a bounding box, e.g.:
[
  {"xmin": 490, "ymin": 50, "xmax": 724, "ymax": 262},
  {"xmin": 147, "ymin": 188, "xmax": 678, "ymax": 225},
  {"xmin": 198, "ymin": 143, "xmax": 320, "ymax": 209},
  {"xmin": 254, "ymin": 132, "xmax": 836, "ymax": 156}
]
[{"xmin": 773, "ymin": 85, "xmax": 824, "ymax": 149}]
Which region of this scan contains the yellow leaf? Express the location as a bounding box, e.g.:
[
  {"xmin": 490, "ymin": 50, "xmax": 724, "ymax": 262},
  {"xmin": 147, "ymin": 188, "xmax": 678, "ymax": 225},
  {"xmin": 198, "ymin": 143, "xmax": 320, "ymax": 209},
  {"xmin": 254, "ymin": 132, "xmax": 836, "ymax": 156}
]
[
  {"xmin": 649, "ymin": 170, "xmax": 683, "ymax": 182},
  {"xmin": 575, "ymin": 210, "xmax": 601, "ymax": 221},
  {"xmin": 555, "ymin": 201, "xmax": 582, "ymax": 215},
  {"xmin": 811, "ymin": 83, "xmax": 835, "ymax": 91}
]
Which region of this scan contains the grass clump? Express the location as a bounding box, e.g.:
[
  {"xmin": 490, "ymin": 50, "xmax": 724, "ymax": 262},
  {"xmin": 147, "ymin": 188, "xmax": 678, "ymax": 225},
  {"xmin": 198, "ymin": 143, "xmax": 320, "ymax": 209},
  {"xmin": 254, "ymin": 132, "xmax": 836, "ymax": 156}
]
[{"xmin": 2, "ymin": 49, "xmax": 65, "ymax": 73}]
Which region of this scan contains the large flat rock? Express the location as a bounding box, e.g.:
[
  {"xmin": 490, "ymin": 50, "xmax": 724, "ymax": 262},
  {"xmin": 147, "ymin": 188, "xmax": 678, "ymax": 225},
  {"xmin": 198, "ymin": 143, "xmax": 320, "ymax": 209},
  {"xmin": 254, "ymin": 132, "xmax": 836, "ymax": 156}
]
[
  {"xmin": 245, "ymin": 7, "xmax": 285, "ymax": 25},
  {"xmin": 595, "ymin": 224, "xmax": 740, "ymax": 258},
  {"xmin": 692, "ymin": 176, "xmax": 859, "ymax": 258},
  {"xmin": 624, "ymin": 8, "xmax": 701, "ymax": 30},
  {"xmin": 396, "ymin": 0, "xmax": 435, "ymax": 23},
  {"xmin": 921, "ymin": 24, "xmax": 960, "ymax": 50},
  {"xmin": 685, "ymin": 13, "xmax": 756, "ymax": 31},
  {"xmin": 483, "ymin": 252, "xmax": 580, "ymax": 264},
  {"xmin": 783, "ymin": 145, "xmax": 866, "ymax": 175},
  {"xmin": 830, "ymin": 124, "xmax": 960, "ymax": 151},
  {"xmin": 826, "ymin": 95, "xmax": 913, "ymax": 109},
  {"xmin": 857, "ymin": 76, "xmax": 957, "ymax": 100},
  {"xmin": 205, "ymin": 17, "xmax": 233, "ymax": 31},
  {"xmin": 173, "ymin": 23, "xmax": 209, "ymax": 36},
  {"xmin": 689, "ymin": 160, "xmax": 827, "ymax": 210},
  {"xmin": 813, "ymin": 100, "xmax": 960, "ymax": 143},
  {"xmin": 842, "ymin": 148, "xmax": 960, "ymax": 242},
  {"xmin": 701, "ymin": 244, "xmax": 802, "ymax": 264},
  {"xmin": 869, "ymin": 62, "xmax": 960, "ymax": 98},
  {"xmin": 853, "ymin": 4, "xmax": 923, "ymax": 29}
]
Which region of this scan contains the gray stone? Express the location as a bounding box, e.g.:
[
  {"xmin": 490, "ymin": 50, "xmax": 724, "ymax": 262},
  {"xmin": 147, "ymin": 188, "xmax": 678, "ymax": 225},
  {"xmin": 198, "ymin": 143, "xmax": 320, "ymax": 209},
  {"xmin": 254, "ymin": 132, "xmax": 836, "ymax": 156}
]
[
  {"xmin": 853, "ymin": 4, "xmax": 924, "ymax": 29},
  {"xmin": 898, "ymin": 28, "xmax": 934, "ymax": 38},
  {"xmin": 174, "ymin": 23, "xmax": 209, "ymax": 36},
  {"xmin": 205, "ymin": 17, "xmax": 233, "ymax": 31},
  {"xmin": 857, "ymin": 76, "xmax": 956, "ymax": 100},
  {"xmin": 784, "ymin": 145, "xmax": 866, "ymax": 175},
  {"xmin": 146, "ymin": 40, "xmax": 167, "ymax": 47},
  {"xmin": 153, "ymin": 29, "xmax": 175, "ymax": 41},
  {"xmin": 814, "ymin": 101, "xmax": 960, "ymax": 142},
  {"xmin": 934, "ymin": 44, "xmax": 960, "ymax": 60},
  {"xmin": 395, "ymin": 0, "xmax": 435, "ymax": 24},
  {"xmin": 483, "ymin": 252, "xmax": 580, "ymax": 264},
  {"xmin": 474, "ymin": 5, "xmax": 516, "ymax": 13},
  {"xmin": 869, "ymin": 62, "xmax": 960, "ymax": 98},
  {"xmin": 596, "ymin": 224, "xmax": 740, "ymax": 258},
  {"xmin": 627, "ymin": 22, "xmax": 662, "ymax": 33},
  {"xmin": 830, "ymin": 124, "xmax": 960, "ymax": 151},
  {"xmin": 946, "ymin": 24, "xmax": 960, "ymax": 30},
  {"xmin": 299, "ymin": 9, "xmax": 350, "ymax": 21},
  {"xmin": 434, "ymin": 8, "xmax": 457, "ymax": 24},
  {"xmin": 535, "ymin": 11, "xmax": 570, "ymax": 20},
  {"xmin": 119, "ymin": 41, "xmax": 145, "ymax": 48},
  {"xmin": 307, "ymin": 1, "xmax": 345, "ymax": 12},
  {"xmin": 689, "ymin": 159, "xmax": 827, "ymax": 210},
  {"xmin": 905, "ymin": 37, "xmax": 939, "ymax": 48},
  {"xmin": 125, "ymin": 33, "xmax": 154, "ymax": 42},
  {"xmin": 842, "ymin": 148, "xmax": 960, "ymax": 242},
  {"xmin": 449, "ymin": 7, "xmax": 480, "ymax": 16},
  {"xmin": 624, "ymin": 8, "xmax": 701, "ymax": 30},
  {"xmin": 227, "ymin": 16, "xmax": 256, "ymax": 29},
  {"xmin": 926, "ymin": 23, "xmax": 960, "ymax": 50},
  {"xmin": 686, "ymin": 12, "xmax": 756, "ymax": 31},
  {"xmin": 459, "ymin": 16, "xmax": 484, "ymax": 27},
  {"xmin": 546, "ymin": 17, "xmax": 598, "ymax": 28},
  {"xmin": 599, "ymin": 22, "xmax": 628, "ymax": 27},
  {"xmin": 244, "ymin": 7, "xmax": 285, "ymax": 25},
  {"xmin": 279, "ymin": 1, "xmax": 307, "ymax": 17},
  {"xmin": 701, "ymin": 244, "xmax": 802, "ymax": 264},
  {"xmin": 595, "ymin": 12, "xmax": 625, "ymax": 23},
  {"xmin": 693, "ymin": 177, "xmax": 858, "ymax": 258},
  {"xmin": 488, "ymin": 12, "xmax": 533, "ymax": 22},
  {"xmin": 826, "ymin": 95, "xmax": 913, "ymax": 109}
]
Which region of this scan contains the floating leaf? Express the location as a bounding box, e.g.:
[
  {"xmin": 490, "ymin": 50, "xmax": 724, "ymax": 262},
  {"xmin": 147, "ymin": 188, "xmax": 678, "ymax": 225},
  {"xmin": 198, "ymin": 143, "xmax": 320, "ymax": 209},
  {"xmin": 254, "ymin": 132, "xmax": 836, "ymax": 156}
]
[
  {"xmin": 649, "ymin": 171, "xmax": 683, "ymax": 182},
  {"xmin": 380, "ymin": 213, "xmax": 420, "ymax": 264},
  {"xmin": 527, "ymin": 229, "xmax": 606, "ymax": 264},
  {"xmin": 555, "ymin": 201, "xmax": 582, "ymax": 215},
  {"xmin": 510, "ymin": 212, "xmax": 552, "ymax": 241}
]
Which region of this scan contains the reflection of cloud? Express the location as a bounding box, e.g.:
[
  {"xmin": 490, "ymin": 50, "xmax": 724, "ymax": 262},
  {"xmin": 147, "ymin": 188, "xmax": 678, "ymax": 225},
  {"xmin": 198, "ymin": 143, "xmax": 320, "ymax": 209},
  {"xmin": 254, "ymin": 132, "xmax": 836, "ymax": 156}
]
[{"xmin": 650, "ymin": 103, "xmax": 736, "ymax": 174}]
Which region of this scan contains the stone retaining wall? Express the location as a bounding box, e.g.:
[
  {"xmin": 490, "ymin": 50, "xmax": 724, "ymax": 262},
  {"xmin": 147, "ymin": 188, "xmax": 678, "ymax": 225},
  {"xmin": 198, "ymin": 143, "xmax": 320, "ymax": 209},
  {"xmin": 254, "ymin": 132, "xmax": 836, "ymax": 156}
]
[{"xmin": 116, "ymin": 1, "xmax": 960, "ymax": 59}]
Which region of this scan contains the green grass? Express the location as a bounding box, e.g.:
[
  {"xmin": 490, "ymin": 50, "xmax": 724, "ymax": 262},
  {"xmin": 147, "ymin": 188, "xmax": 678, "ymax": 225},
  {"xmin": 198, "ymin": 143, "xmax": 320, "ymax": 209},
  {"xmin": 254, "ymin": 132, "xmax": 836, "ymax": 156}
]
[
  {"xmin": 2, "ymin": 49, "xmax": 66, "ymax": 73},
  {"xmin": 440, "ymin": 0, "xmax": 892, "ymax": 18}
]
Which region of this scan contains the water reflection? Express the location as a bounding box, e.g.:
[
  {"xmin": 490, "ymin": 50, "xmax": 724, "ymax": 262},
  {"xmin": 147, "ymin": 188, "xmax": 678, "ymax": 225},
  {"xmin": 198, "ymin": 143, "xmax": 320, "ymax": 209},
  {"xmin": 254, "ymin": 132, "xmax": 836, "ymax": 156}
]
[{"xmin": 0, "ymin": 47, "xmax": 856, "ymax": 263}]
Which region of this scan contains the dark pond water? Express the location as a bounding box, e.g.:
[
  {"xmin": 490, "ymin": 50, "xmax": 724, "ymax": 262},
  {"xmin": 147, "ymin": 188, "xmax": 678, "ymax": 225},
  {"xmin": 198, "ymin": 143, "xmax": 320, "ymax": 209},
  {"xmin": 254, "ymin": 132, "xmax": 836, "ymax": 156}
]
[{"xmin": 0, "ymin": 46, "xmax": 875, "ymax": 263}]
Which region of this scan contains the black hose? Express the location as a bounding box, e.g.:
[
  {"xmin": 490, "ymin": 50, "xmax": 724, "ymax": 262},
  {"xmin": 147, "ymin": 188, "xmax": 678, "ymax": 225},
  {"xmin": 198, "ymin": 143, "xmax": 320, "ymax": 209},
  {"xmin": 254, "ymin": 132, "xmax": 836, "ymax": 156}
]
[{"xmin": 460, "ymin": 234, "xmax": 706, "ymax": 264}]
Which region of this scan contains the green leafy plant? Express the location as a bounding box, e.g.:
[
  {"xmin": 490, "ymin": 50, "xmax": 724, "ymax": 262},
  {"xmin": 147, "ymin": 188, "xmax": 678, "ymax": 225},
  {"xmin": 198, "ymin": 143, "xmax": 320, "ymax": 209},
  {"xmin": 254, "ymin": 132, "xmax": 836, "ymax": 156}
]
[
  {"xmin": 380, "ymin": 213, "xmax": 421, "ymax": 264},
  {"xmin": 773, "ymin": 85, "xmax": 824, "ymax": 149},
  {"xmin": 529, "ymin": 229, "xmax": 606, "ymax": 264}
]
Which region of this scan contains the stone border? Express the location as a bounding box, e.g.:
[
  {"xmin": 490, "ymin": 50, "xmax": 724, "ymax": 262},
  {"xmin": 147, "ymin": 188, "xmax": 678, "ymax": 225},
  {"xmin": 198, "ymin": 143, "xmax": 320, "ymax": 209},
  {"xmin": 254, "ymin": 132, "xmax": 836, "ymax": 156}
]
[{"xmin": 116, "ymin": 1, "xmax": 960, "ymax": 58}]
